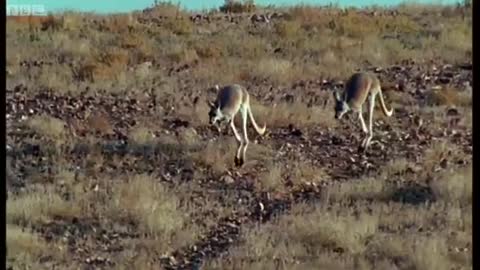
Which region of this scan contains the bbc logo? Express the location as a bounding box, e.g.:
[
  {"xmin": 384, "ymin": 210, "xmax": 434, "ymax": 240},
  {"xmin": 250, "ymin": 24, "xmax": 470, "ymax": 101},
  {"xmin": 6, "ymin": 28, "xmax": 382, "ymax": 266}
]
[{"xmin": 7, "ymin": 4, "xmax": 47, "ymax": 16}]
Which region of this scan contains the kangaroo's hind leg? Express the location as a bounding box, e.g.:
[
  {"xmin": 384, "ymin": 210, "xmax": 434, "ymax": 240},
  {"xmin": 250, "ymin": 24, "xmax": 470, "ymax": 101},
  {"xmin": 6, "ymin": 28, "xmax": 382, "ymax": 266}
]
[
  {"xmin": 230, "ymin": 115, "xmax": 244, "ymax": 167},
  {"xmin": 358, "ymin": 109, "xmax": 368, "ymax": 134},
  {"xmin": 360, "ymin": 93, "xmax": 376, "ymax": 151},
  {"xmin": 235, "ymin": 106, "xmax": 250, "ymax": 167},
  {"xmin": 230, "ymin": 116, "xmax": 242, "ymax": 143}
]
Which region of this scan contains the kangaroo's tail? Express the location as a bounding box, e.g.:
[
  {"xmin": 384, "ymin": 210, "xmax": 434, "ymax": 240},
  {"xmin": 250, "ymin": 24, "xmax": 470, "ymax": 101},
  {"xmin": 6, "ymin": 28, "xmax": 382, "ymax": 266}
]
[
  {"xmin": 377, "ymin": 88, "xmax": 393, "ymax": 117},
  {"xmin": 246, "ymin": 98, "xmax": 266, "ymax": 135}
]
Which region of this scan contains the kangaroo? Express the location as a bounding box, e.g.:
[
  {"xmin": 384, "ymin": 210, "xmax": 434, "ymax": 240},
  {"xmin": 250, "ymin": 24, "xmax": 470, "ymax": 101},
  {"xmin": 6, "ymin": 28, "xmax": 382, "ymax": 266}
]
[
  {"xmin": 333, "ymin": 72, "xmax": 394, "ymax": 151},
  {"xmin": 208, "ymin": 84, "xmax": 266, "ymax": 167}
]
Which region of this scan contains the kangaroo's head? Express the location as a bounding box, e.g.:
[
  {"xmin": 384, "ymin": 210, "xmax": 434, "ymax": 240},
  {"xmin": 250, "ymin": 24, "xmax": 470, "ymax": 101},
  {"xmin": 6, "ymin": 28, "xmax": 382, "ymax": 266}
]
[
  {"xmin": 333, "ymin": 90, "xmax": 350, "ymax": 120},
  {"xmin": 207, "ymin": 100, "xmax": 223, "ymax": 125},
  {"xmin": 207, "ymin": 84, "xmax": 224, "ymax": 125}
]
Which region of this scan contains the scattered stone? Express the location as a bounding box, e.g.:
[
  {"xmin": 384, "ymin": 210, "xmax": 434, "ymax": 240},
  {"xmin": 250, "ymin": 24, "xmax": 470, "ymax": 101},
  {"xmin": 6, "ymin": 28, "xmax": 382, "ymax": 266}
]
[{"xmin": 221, "ymin": 175, "xmax": 235, "ymax": 184}]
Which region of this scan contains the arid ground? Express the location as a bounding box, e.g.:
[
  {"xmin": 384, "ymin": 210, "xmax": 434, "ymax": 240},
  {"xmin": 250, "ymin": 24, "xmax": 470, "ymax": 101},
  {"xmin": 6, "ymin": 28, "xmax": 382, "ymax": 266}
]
[{"xmin": 6, "ymin": 2, "xmax": 472, "ymax": 270}]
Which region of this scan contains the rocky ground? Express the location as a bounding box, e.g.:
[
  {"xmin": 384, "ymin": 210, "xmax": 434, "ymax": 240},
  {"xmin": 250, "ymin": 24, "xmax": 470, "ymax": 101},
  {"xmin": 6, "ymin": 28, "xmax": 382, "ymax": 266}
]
[{"xmin": 6, "ymin": 63, "xmax": 472, "ymax": 269}]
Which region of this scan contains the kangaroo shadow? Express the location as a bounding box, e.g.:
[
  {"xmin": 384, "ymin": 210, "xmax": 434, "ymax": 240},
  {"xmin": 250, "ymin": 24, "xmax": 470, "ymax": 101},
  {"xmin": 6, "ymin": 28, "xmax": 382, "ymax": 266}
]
[{"xmin": 384, "ymin": 183, "xmax": 436, "ymax": 205}]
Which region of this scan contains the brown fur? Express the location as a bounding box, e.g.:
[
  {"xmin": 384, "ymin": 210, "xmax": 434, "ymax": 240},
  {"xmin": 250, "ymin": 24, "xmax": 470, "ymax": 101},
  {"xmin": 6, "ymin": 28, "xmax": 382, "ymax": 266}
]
[
  {"xmin": 334, "ymin": 72, "xmax": 394, "ymax": 151},
  {"xmin": 208, "ymin": 84, "xmax": 266, "ymax": 167}
]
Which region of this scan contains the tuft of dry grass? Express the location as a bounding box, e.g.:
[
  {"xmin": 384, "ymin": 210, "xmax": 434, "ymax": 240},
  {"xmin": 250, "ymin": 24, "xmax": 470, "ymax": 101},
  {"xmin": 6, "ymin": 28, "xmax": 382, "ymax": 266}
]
[
  {"xmin": 189, "ymin": 137, "xmax": 237, "ymax": 174},
  {"xmin": 286, "ymin": 205, "xmax": 379, "ymax": 254},
  {"xmin": 109, "ymin": 174, "xmax": 189, "ymax": 235},
  {"xmin": 175, "ymin": 126, "xmax": 202, "ymax": 147},
  {"xmin": 54, "ymin": 169, "xmax": 77, "ymax": 187},
  {"xmin": 325, "ymin": 176, "xmax": 389, "ymax": 202},
  {"xmin": 254, "ymin": 99, "xmax": 338, "ymax": 129},
  {"xmin": 36, "ymin": 65, "xmax": 74, "ymax": 91},
  {"xmin": 7, "ymin": 224, "xmax": 67, "ymax": 268},
  {"xmin": 430, "ymin": 165, "xmax": 472, "ymax": 205},
  {"xmin": 206, "ymin": 203, "xmax": 379, "ymax": 269},
  {"xmin": 220, "ymin": 0, "xmax": 256, "ymax": 13},
  {"xmin": 259, "ymin": 163, "xmax": 284, "ymax": 192},
  {"xmin": 423, "ymin": 139, "xmax": 464, "ymax": 173},
  {"xmin": 129, "ymin": 126, "xmax": 155, "ymax": 145},
  {"xmin": 167, "ymin": 45, "xmax": 199, "ymax": 64},
  {"xmin": 290, "ymin": 160, "xmax": 331, "ymax": 186},
  {"xmin": 274, "ymin": 20, "xmax": 303, "ymax": 39},
  {"xmin": 412, "ymin": 236, "xmax": 452, "ymax": 270},
  {"xmin": 382, "ymin": 157, "xmax": 413, "ymax": 176},
  {"xmin": 163, "ymin": 17, "xmax": 194, "ymax": 36},
  {"xmin": 251, "ymin": 58, "xmax": 295, "ymax": 84},
  {"xmin": 7, "ymin": 186, "xmax": 82, "ymax": 226},
  {"xmin": 425, "ymin": 87, "xmax": 472, "ymax": 107},
  {"xmin": 24, "ymin": 115, "xmax": 67, "ymax": 140},
  {"xmin": 369, "ymin": 233, "xmax": 455, "ymax": 270},
  {"xmin": 146, "ymin": 1, "xmax": 189, "ymax": 18}
]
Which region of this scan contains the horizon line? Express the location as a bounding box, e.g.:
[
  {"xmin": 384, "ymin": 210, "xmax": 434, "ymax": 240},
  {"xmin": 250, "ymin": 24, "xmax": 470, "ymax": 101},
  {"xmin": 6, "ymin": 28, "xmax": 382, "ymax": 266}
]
[{"xmin": 6, "ymin": 0, "xmax": 463, "ymax": 16}]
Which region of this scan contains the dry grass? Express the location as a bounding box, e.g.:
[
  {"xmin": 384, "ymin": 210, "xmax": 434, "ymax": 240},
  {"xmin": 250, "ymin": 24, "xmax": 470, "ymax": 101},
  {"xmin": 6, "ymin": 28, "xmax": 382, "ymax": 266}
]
[
  {"xmin": 425, "ymin": 86, "xmax": 472, "ymax": 107},
  {"xmin": 325, "ymin": 176, "xmax": 389, "ymax": 202},
  {"xmin": 430, "ymin": 165, "xmax": 472, "ymax": 205},
  {"xmin": 423, "ymin": 139, "xmax": 465, "ymax": 173},
  {"xmin": 7, "ymin": 186, "xmax": 83, "ymax": 226},
  {"xmin": 206, "ymin": 203, "xmax": 379, "ymax": 268},
  {"xmin": 254, "ymin": 100, "xmax": 338, "ymax": 128},
  {"xmin": 7, "ymin": 224, "xmax": 67, "ymax": 269},
  {"xmin": 7, "ymin": 170, "xmax": 207, "ymax": 268},
  {"xmin": 188, "ymin": 127, "xmax": 272, "ymax": 174},
  {"xmin": 190, "ymin": 137, "xmax": 238, "ymax": 174},
  {"xmin": 259, "ymin": 163, "xmax": 284, "ymax": 192},
  {"xmin": 370, "ymin": 234, "xmax": 454, "ymax": 270},
  {"xmin": 252, "ymin": 58, "xmax": 295, "ymax": 84},
  {"xmin": 128, "ymin": 126, "xmax": 155, "ymax": 145},
  {"xmin": 220, "ymin": 0, "xmax": 256, "ymax": 13},
  {"xmin": 24, "ymin": 115, "xmax": 67, "ymax": 140},
  {"xmin": 290, "ymin": 160, "xmax": 331, "ymax": 186},
  {"xmin": 212, "ymin": 134, "xmax": 471, "ymax": 269},
  {"xmin": 167, "ymin": 45, "xmax": 199, "ymax": 64},
  {"xmin": 412, "ymin": 236, "xmax": 452, "ymax": 270},
  {"xmin": 207, "ymin": 161, "xmax": 472, "ymax": 269},
  {"xmin": 36, "ymin": 65, "xmax": 75, "ymax": 91},
  {"xmin": 416, "ymin": 104, "xmax": 471, "ymax": 134},
  {"xmin": 108, "ymin": 174, "xmax": 199, "ymax": 245},
  {"xmin": 6, "ymin": 3, "xmax": 471, "ymax": 92},
  {"xmin": 383, "ymin": 157, "xmax": 412, "ymax": 175}
]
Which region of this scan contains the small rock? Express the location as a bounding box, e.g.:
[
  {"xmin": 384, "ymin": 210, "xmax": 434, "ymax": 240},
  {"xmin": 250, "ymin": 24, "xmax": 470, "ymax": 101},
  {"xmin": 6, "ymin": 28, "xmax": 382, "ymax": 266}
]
[
  {"xmin": 221, "ymin": 175, "xmax": 235, "ymax": 184},
  {"xmin": 438, "ymin": 77, "xmax": 451, "ymax": 84},
  {"xmin": 446, "ymin": 108, "xmax": 460, "ymax": 117},
  {"xmin": 284, "ymin": 94, "xmax": 295, "ymax": 103},
  {"xmin": 331, "ymin": 136, "xmax": 343, "ymax": 145},
  {"xmin": 258, "ymin": 202, "xmax": 265, "ymax": 212},
  {"xmin": 440, "ymin": 158, "xmax": 448, "ymax": 168},
  {"xmin": 225, "ymin": 222, "xmax": 238, "ymax": 229}
]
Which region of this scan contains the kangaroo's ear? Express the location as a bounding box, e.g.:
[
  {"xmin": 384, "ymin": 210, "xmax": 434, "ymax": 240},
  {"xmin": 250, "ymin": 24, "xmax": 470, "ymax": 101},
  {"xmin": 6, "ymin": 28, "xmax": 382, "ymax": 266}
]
[{"xmin": 333, "ymin": 90, "xmax": 341, "ymax": 102}]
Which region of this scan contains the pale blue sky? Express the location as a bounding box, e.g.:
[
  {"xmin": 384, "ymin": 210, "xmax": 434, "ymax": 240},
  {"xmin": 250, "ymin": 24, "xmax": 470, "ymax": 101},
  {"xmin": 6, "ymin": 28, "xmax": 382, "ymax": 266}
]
[{"xmin": 7, "ymin": 0, "xmax": 460, "ymax": 14}]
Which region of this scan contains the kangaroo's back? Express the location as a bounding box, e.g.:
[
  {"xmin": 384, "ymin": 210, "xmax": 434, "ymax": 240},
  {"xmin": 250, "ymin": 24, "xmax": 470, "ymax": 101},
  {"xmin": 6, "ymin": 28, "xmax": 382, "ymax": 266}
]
[
  {"xmin": 344, "ymin": 73, "xmax": 378, "ymax": 110},
  {"xmin": 217, "ymin": 84, "xmax": 248, "ymax": 114}
]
